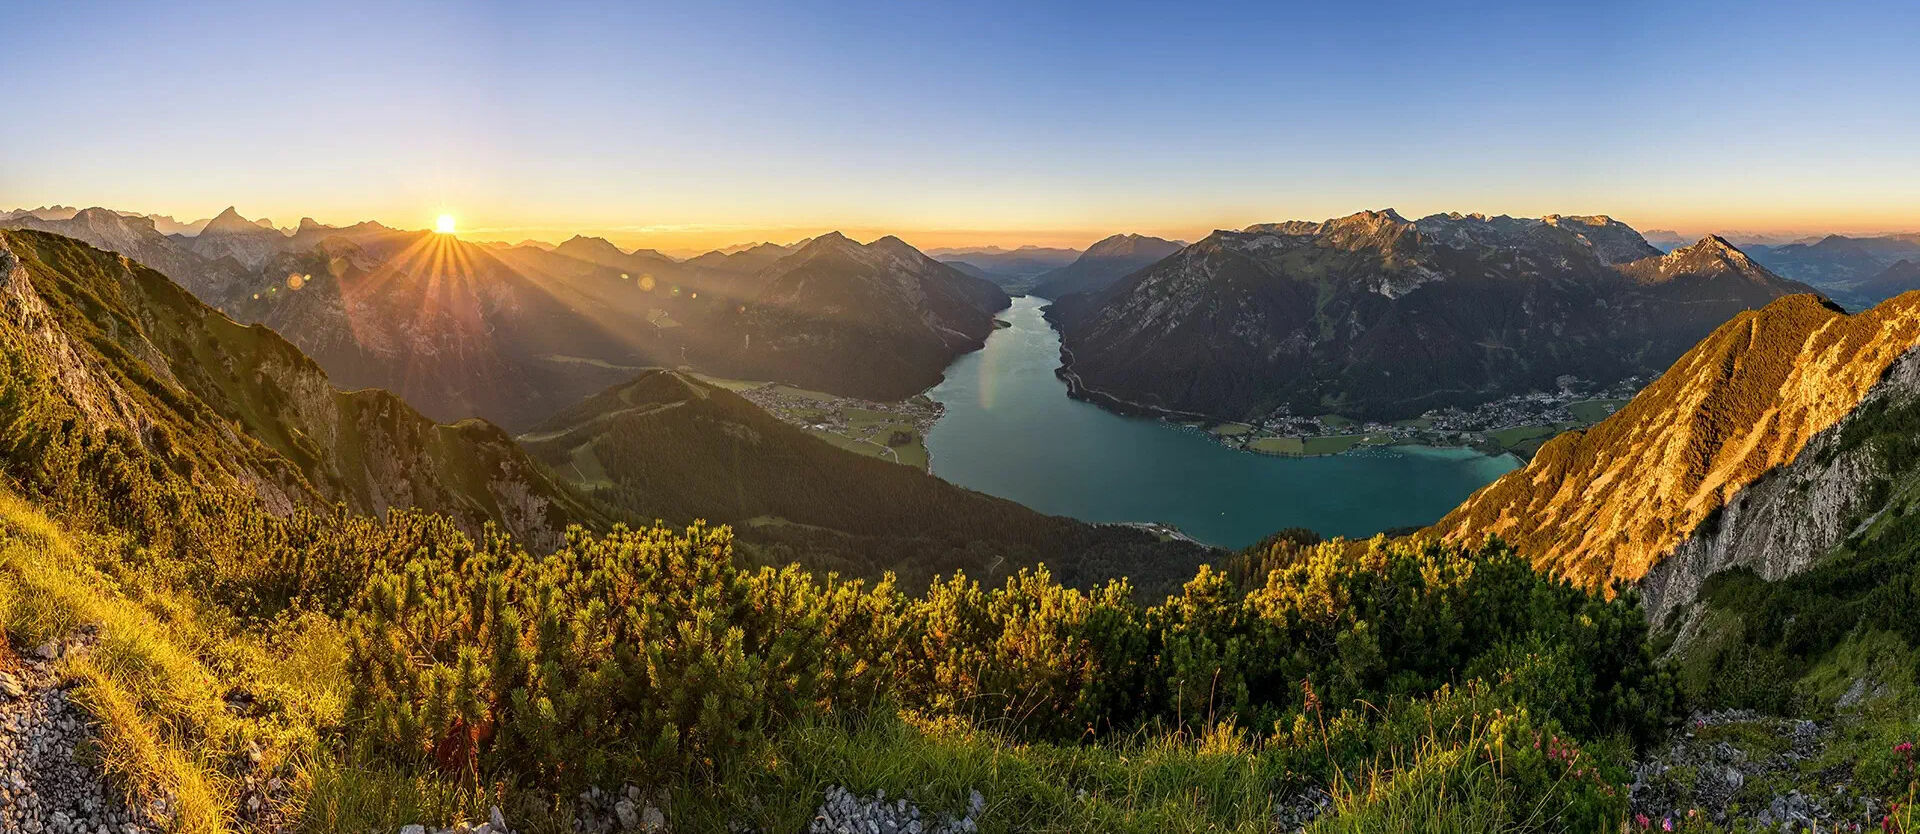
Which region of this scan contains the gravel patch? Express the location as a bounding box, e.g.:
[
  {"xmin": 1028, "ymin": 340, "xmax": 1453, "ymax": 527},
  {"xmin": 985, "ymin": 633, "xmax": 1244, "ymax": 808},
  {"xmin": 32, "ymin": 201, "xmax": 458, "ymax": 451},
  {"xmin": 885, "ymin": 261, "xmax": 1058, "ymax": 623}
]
[
  {"xmin": 808, "ymin": 785, "xmax": 985, "ymax": 834},
  {"xmin": 0, "ymin": 632, "xmax": 156, "ymax": 834}
]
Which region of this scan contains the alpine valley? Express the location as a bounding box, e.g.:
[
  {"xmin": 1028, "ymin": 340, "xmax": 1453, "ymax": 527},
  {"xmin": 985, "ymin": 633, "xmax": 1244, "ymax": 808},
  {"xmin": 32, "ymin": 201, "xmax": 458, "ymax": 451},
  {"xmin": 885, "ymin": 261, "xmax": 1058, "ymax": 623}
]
[{"xmin": 5, "ymin": 203, "xmax": 1920, "ymax": 834}]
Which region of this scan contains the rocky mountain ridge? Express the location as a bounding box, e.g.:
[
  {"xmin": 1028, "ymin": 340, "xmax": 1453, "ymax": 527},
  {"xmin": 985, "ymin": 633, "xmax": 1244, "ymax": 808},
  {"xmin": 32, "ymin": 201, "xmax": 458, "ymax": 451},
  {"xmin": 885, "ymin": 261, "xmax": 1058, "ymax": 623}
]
[
  {"xmin": 1049, "ymin": 210, "xmax": 1814, "ymax": 422},
  {"xmin": 1430, "ymin": 291, "xmax": 1920, "ymax": 599}
]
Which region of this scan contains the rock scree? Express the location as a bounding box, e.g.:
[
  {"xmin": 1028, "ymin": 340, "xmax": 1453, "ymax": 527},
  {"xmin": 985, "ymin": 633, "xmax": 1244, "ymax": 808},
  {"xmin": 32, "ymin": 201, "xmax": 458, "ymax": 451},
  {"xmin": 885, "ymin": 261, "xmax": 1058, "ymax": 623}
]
[{"xmin": 0, "ymin": 629, "xmax": 157, "ymax": 834}]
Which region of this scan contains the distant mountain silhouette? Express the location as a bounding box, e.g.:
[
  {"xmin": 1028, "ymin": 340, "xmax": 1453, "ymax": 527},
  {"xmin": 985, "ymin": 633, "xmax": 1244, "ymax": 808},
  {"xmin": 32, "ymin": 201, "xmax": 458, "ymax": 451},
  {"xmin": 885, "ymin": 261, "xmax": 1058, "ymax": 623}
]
[{"xmin": 1030, "ymin": 234, "xmax": 1183, "ymax": 299}]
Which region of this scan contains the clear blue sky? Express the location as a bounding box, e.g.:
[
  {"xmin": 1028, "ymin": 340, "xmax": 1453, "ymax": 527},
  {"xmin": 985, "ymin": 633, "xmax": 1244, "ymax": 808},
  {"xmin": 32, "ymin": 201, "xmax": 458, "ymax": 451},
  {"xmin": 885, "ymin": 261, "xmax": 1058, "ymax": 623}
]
[{"xmin": 4, "ymin": 0, "xmax": 1917, "ymax": 249}]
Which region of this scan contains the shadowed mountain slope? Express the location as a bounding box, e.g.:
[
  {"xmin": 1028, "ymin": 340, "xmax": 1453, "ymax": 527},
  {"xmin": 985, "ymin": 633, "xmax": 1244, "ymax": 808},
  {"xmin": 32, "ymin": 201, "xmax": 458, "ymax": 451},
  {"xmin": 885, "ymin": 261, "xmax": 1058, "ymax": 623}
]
[
  {"xmin": 1049, "ymin": 211, "xmax": 1814, "ymax": 422},
  {"xmin": 520, "ymin": 368, "xmax": 1211, "ymax": 592},
  {"xmin": 691, "ymin": 233, "xmax": 1012, "ymax": 400},
  {"xmin": 1030, "ymin": 234, "xmax": 1183, "ymax": 299}
]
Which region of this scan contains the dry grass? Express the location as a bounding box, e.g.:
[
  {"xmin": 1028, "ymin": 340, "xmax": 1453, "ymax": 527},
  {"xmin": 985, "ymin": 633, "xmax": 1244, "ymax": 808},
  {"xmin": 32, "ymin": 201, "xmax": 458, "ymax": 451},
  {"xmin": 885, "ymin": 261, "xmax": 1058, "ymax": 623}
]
[{"xmin": 0, "ymin": 489, "xmax": 341, "ymax": 834}]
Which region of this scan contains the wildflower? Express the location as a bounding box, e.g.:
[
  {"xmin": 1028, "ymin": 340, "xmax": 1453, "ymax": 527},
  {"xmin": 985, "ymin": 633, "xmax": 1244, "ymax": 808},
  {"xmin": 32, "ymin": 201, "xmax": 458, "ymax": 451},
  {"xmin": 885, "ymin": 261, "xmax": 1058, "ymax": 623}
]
[
  {"xmin": 1663, "ymin": 818, "xmax": 1673, "ymax": 832},
  {"xmin": 1636, "ymin": 813, "xmax": 1651, "ymax": 829}
]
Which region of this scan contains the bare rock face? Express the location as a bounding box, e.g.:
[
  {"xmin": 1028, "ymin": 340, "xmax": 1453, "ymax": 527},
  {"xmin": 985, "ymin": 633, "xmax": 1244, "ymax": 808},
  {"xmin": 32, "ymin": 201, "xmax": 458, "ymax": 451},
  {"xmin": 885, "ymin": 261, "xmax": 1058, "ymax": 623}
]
[
  {"xmin": 1641, "ymin": 344, "xmax": 1920, "ymax": 624},
  {"xmin": 190, "ymin": 207, "xmax": 287, "ymax": 270},
  {"xmin": 1432, "ymin": 291, "xmax": 1920, "ymax": 594}
]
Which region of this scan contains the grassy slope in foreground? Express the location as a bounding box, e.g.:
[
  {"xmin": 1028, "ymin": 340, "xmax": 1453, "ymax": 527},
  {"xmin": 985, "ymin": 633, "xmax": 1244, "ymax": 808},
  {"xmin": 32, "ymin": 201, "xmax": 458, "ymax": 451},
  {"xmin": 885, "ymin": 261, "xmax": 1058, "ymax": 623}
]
[
  {"xmin": 0, "ymin": 469, "xmax": 1666, "ymax": 834},
  {"xmin": 0, "ymin": 228, "xmax": 597, "ymax": 547},
  {"xmin": 1430, "ymin": 291, "xmax": 1920, "ymax": 589}
]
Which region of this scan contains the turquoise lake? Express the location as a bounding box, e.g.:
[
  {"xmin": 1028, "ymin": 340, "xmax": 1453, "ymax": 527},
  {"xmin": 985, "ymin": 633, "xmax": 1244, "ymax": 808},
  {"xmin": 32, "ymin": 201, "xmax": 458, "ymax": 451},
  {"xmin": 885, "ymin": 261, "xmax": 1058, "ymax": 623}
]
[{"xmin": 923, "ymin": 296, "xmax": 1520, "ymax": 549}]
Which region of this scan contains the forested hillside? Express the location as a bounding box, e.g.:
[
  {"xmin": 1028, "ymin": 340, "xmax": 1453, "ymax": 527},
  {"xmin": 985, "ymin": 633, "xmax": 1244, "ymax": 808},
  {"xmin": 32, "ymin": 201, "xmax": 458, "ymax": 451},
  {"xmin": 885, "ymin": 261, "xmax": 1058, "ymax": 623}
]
[{"xmin": 520, "ymin": 369, "xmax": 1209, "ymax": 592}]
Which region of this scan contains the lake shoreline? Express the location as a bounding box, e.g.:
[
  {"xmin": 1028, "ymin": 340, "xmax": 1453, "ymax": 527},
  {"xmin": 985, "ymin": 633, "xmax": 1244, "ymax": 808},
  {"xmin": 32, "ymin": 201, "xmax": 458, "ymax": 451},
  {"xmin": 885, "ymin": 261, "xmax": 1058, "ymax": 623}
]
[{"xmin": 920, "ymin": 297, "xmax": 1519, "ymax": 549}]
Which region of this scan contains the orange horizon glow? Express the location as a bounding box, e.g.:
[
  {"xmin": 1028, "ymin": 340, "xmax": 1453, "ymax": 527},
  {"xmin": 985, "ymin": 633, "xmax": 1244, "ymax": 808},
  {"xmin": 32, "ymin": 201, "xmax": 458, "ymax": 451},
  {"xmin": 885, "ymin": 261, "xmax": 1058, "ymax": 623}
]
[{"xmin": 19, "ymin": 199, "xmax": 1919, "ymax": 257}]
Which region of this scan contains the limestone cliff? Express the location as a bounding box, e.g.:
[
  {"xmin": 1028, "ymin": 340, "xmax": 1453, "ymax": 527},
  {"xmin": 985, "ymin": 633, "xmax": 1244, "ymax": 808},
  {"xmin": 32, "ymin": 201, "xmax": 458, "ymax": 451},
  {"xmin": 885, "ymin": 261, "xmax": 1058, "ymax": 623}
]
[{"xmin": 1431, "ymin": 292, "xmax": 1920, "ymax": 595}]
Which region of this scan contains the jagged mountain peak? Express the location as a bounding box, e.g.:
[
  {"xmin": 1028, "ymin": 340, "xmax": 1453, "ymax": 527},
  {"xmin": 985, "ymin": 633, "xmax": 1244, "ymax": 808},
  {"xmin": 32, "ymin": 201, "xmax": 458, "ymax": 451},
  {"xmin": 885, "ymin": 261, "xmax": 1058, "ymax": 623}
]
[
  {"xmin": 1315, "ymin": 208, "xmax": 1420, "ymax": 252},
  {"xmin": 1324, "ymin": 208, "xmax": 1410, "ymax": 230},
  {"xmin": 785, "ymin": 231, "xmax": 869, "ymax": 262},
  {"xmin": 553, "ymin": 234, "xmax": 672, "ymax": 267},
  {"xmin": 201, "ymin": 206, "xmax": 276, "ymax": 237},
  {"xmin": 1652, "ymin": 235, "xmax": 1767, "ymax": 276},
  {"xmin": 557, "ymin": 233, "xmax": 620, "ymax": 250},
  {"xmin": 69, "ymin": 206, "xmax": 151, "ymax": 230},
  {"xmin": 1543, "ymin": 213, "xmax": 1620, "ymax": 228}
]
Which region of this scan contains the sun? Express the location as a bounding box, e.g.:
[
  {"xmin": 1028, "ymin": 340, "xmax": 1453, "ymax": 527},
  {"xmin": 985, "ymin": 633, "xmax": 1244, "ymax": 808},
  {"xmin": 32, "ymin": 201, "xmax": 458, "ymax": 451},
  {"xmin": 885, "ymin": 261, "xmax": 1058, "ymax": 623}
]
[{"xmin": 435, "ymin": 214, "xmax": 457, "ymax": 235}]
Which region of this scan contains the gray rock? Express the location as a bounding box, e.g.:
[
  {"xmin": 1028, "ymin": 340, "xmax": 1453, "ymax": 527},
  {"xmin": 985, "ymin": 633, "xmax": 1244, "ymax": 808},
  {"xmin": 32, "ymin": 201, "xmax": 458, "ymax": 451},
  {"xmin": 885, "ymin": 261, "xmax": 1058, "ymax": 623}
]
[
  {"xmin": 1644, "ymin": 347, "xmax": 1920, "ymax": 630},
  {"xmin": 807, "ymin": 787, "xmax": 981, "ymax": 834},
  {"xmin": 400, "ymin": 826, "xmax": 427, "ymax": 834},
  {"xmin": 0, "ymin": 637, "xmax": 152, "ymax": 834}
]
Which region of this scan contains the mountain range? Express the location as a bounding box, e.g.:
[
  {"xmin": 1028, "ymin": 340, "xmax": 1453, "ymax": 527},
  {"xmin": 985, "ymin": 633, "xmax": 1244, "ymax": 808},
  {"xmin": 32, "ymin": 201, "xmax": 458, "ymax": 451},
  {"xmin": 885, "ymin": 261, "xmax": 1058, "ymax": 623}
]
[
  {"xmin": 1, "ymin": 209, "xmax": 1008, "ymax": 429},
  {"xmin": 931, "ymin": 245, "xmax": 1081, "ymax": 292},
  {"xmin": 1047, "ymin": 210, "xmax": 1815, "ymax": 422},
  {"xmin": 1742, "ymin": 234, "xmax": 1920, "ymax": 308},
  {"xmin": 0, "ymin": 224, "xmax": 1192, "ymax": 590}
]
